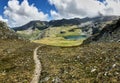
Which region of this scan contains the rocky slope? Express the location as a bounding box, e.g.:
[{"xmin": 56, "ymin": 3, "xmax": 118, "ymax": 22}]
[
  {"xmin": 0, "ymin": 21, "xmax": 19, "ymax": 39},
  {"xmin": 0, "ymin": 21, "xmax": 39, "ymax": 83},
  {"xmin": 83, "ymin": 18, "xmax": 120, "ymax": 44},
  {"xmin": 13, "ymin": 20, "xmax": 48, "ymax": 31},
  {"xmin": 38, "ymin": 42, "xmax": 120, "ymax": 83}
]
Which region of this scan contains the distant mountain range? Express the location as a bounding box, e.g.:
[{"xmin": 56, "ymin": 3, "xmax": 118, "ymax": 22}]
[
  {"xmin": 13, "ymin": 21, "xmax": 48, "ymax": 31},
  {"xmin": 12, "ymin": 16, "xmax": 119, "ymax": 32}
]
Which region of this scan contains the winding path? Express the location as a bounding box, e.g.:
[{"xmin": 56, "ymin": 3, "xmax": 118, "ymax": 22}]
[{"xmin": 31, "ymin": 46, "xmax": 42, "ymax": 83}]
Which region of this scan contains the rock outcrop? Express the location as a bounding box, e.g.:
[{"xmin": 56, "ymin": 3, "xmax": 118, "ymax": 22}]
[
  {"xmin": 0, "ymin": 21, "xmax": 19, "ymax": 39},
  {"xmin": 83, "ymin": 18, "xmax": 120, "ymax": 44}
]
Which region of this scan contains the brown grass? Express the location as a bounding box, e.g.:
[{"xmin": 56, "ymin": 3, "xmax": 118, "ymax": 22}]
[
  {"xmin": 0, "ymin": 39, "xmax": 39, "ymax": 83},
  {"xmin": 38, "ymin": 42, "xmax": 120, "ymax": 83}
]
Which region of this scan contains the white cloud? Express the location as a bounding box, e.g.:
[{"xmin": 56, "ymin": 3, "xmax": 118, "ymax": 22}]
[
  {"xmin": 50, "ymin": 10, "xmax": 62, "ymax": 20},
  {"xmin": 104, "ymin": 0, "xmax": 120, "ymax": 15},
  {"xmin": 0, "ymin": 15, "xmax": 8, "ymax": 23},
  {"xmin": 49, "ymin": 0, "xmax": 120, "ymax": 19},
  {"xmin": 4, "ymin": 0, "xmax": 48, "ymax": 27}
]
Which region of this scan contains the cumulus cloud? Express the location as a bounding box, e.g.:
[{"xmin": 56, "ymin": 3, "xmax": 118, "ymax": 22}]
[
  {"xmin": 0, "ymin": 15, "xmax": 8, "ymax": 23},
  {"xmin": 49, "ymin": 0, "xmax": 120, "ymax": 19},
  {"xmin": 50, "ymin": 10, "xmax": 62, "ymax": 20},
  {"xmin": 4, "ymin": 0, "xmax": 48, "ymax": 27},
  {"xmin": 104, "ymin": 0, "xmax": 120, "ymax": 15}
]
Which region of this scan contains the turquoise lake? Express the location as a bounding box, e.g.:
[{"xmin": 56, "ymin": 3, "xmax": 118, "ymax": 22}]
[{"xmin": 64, "ymin": 35, "xmax": 87, "ymax": 40}]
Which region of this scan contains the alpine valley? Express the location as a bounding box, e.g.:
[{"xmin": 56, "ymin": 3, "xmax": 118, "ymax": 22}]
[{"xmin": 0, "ymin": 16, "xmax": 120, "ymax": 83}]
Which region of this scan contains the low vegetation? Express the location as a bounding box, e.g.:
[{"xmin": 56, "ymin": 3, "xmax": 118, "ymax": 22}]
[
  {"xmin": 33, "ymin": 25, "xmax": 86, "ymax": 46},
  {"xmin": 38, "ymin": 42, "xmax": 120, "ymax": 83},
  {"xmin": 33, "ymin": 37, "xmax": 84, "ymax": 46},
  {"xmin": 17, "ymin": 29, "xmax": 41, "ymax": 40},
  {"xmin": 40, "ymin": 25, "xmax": 81, "ymax": 38},
  {"xmin": 0, "ymin": 39, "xmax": 38, "ymax": 83},
  {"xmin": 56, "ymin": 26, "xmax": 81, "ymax": 37},
  {"xmin": 1, "ymin": 17, "xmax": 120, "ymax": 83}
]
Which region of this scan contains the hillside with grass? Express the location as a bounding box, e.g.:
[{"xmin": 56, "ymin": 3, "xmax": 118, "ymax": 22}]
[
  {"xmin": 38, "ymin": 42, "xmax": 120, "ymax": 83},
  {"xmin": 0, "ymin": 21, "xmax": 19, "ymax": 39},
  {"xmin": 0, "ymin": 16, "xmax": 120, "ymax": 83},
  {"xmin": 0, "ymin": 21, "xmax": 39, "ymax": 83},
  {"xmin": 36, "ymin": 18, "xmax": 120, "ymax": 83},
  {"xmin": 34, "ymin": 25, "xmax": 86, "ymax": 46},
  {"xmin": 0, "ymin": 40, "xmax": 38, "ymax": 83},
  {"xmin": 17, "ymin": 28, "xmax": 41, "ymax": 40}
]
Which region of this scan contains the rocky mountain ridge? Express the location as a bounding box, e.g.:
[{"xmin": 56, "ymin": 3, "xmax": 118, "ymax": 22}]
[
  {"xmin": 12, "ymin": 16, "xmax": 119, "ymax": 32},
  {"xmin": 83, "ymin": 18, "xmax": 120, "ymax": 44}
]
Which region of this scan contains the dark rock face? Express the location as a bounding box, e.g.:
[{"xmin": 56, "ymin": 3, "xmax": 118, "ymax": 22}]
[
  {"xmin": 83, "ymin": 18, "xmax": 120, "ymax": 44},
  {"xmin": 79, "ymin": 22, "xmax": 104, "ymax": 36},
  {"xmin": 0, "ymin": 21, "xmax": 19, "ymax": 39}
]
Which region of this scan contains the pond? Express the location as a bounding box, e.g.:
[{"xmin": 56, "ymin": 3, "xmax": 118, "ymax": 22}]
[{"xmin": 64, "ymin": 35, "xmax": 87, "ymax": 40}]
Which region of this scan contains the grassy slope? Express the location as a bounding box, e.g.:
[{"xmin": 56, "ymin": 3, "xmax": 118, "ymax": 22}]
[
  {"xmin": 56, "ymin": 26, "xmax": 81, "ymax": 37},
  {"xmin": 34, "ymin": 37, "xmax": 84, "ymax": 47},
  {"xmin": 38, "ymin": 42, "xmax": 120, "ymax": 83},
  {"xmin": 42, "ymin": 25, "xmax": 81, "ymax": 37},
  {"xmin": 33, "ymin": 25, "xmax": 85, "ymax": 46},
  {"xmin": 17, "ymin": 29, "xmax": 41, "ymax": 40},
  {"xmin": 0, "ymin": 39, "xmax": 39, "ymax": 83}
]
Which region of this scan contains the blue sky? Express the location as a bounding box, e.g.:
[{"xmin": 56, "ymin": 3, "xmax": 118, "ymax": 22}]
[
  {"xmin": 0, "ymin": 0, "xmax": 104, "ymax": 16},
  {"xmin": 0, "ymin": 0, "xmax": 57, "ymax": 26},
  {"xmin": 0, "ymin": 0, "xmax": 7, "ymax": 16},
  {"xmin": 0, "ymin": 0, "xmax": 120, "ymax": 27},
  {"xmin": 0, "ymin": 0, "xmax": 56, "ymax": 18}
]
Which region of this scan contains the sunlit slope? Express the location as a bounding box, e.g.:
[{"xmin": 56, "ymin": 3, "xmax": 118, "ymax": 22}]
[
  {"xmin": 38, "ymin": 42, "xmax": 120, "ymax": 83},
  {"xmin": 33, "ymin": 26, "xmax": 86, "ymax": 46},
  {"xmin": 0, "ymin": 21, "xmax": 39, "ymax": 83}
]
